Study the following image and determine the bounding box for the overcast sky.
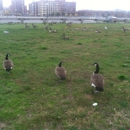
[3,0,130,11]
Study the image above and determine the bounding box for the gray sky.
[3,0,130,11]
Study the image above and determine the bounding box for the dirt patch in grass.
[0,122,7,129]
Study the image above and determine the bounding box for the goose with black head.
[3,53,13,73]
[55,62,66,81]
[90,63,104,93]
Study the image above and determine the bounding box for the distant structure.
[10,0,25,15]
[29,1,39,16]
[29,0,76,16]
[0,0,3,15]
[77,10,130,18]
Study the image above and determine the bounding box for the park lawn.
[0,22,130,130]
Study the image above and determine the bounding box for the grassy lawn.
[0,22,130,130]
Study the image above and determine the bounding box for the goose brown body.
[3,53,13,72]
[32,23,37,28]
[90,63,104,93]
[49,27,56,33]
[55,62,66,80]
[63,33,69,40]
[25,23,30,28]
[90,73,104,91]
[122,27,129,32]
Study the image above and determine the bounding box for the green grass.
[0,22,130,129]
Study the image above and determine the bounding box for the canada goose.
[90,63,104,93]
[4,31,9,34]
[32,23,37,28]
[105,26,108,29]
[3,53,13,73]
[122,27,129,32]
[55,62,66,81]
[48,22,53,25]
[95,30,101,33]
[49,27,56,33]
[44,25,49,30]
[43,21,47,25]
[25,23,30,29]
[63,33,69,40]
[83,27,86,30]
[8,22,13,25]
[67,23,71,27]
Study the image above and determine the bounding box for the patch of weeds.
[118,101,128,108]
[93,40,97,43]
[49,56,57,60]
[49,57,54,59]
[60,50,72,54]
[100,39,105,43]
[62,99,71,105]
[26,41,35,45]
[114,43,121,47]
[31,55,37,59]
[24,85,31,91]
[118,75,127,81]
[121,64,128,67]
[76,42,82,45]
[40,36,45,38]
[4,89,13,94]
[67,126,78,130]
[14,88,25,94]
[101,43,108,47]
[40,46,48,50]
[119,128,126,130]
[77,34,83,36]
[125,56,130,60]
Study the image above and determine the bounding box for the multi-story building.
[54,0,65,2]
[29,0,76,16]
[29,1,39,16]
[0,0,3,10]
[24,5,27,15]
[11,0,25,15]
[64,2,76,15]
[0,0,3,15]
[41,0,61,16]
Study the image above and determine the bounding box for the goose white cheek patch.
[91,83,96,88]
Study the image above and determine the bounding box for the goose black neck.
[94,64,99,74]
[59,62,62,67]
[5,54,9,60]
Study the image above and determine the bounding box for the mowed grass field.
[0,22,130,130]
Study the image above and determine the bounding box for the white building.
[30,0,76,16]
[0,0,3,15]
[39,0,60,16]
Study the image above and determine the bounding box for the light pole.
[46,3,49,19]
[15,9,17,18]
[32,0,34,16]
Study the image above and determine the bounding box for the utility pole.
[46,2,49,19]
[32,0,34,16]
